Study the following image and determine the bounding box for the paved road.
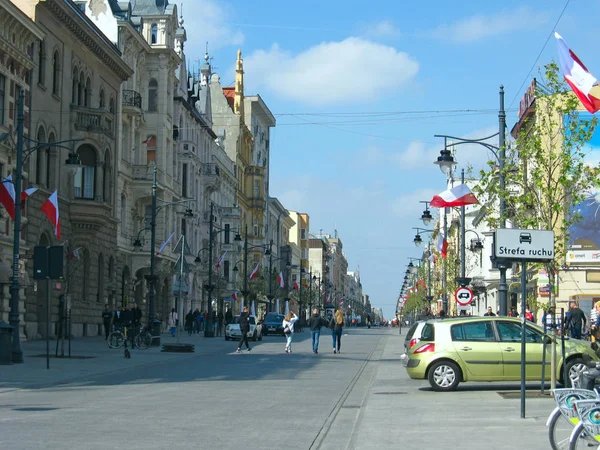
[0,328,558,449]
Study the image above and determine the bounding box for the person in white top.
[168,308,178,337]
[282,311,299,353]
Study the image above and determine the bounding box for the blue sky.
[178,0,600,319]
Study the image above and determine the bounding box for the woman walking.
[282,311,299,353]
[168,308,178,337]
[329,309,344,354]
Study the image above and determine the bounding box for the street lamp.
[1,89,82,363]
[238,224,271,316]
[432,86,507,315]
[420,201,433,226]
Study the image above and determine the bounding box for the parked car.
[405,316,598,391]
[401,321,426,364]
[262,313,285,336]
[225,315,262,341]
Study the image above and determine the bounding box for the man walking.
[308,308,328,354]
[484,306,496,317]
[131,303,142,327]
[102,304,112,339]
[564,301,587,339]
[236,306,251,353]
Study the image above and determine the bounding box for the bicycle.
[107,323,152,350]
[107,324,126,349]
[568,398,600,449]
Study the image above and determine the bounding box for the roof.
[222,87,235,111]
[131,0,170,15]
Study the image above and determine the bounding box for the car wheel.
[428,360,461,392]
[565,357,587,387]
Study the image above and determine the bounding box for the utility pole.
[205,202,214,337]
[498,86,508,317]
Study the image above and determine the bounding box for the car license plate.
[269,327,276,331]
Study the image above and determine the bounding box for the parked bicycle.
[568,398,600,449]
[107,323,153,350]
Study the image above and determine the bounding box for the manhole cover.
[30,355,96,359]
[13,407,59,412]
[497,391,551,399]
[374,392,407,395]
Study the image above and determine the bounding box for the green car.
[405,316,598,391]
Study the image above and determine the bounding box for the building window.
[145,135,156,163]
[224,260,230,281]
[78,71,84,105]
[0,74,4,124]
[253,218,259,237]
[148,79,157,112]
[38,41,46,85]
[97,253,104,303]
[120,193,126,235]
[74,145,96,199]
[71,67,78,103]
[182,163,188,197]
[52,50,60,95]
[84,77,91,107]
[254,180,259,198]
[99,88,105,108]
[103,151,111,203]
[151,24,158,45]
[109,96,115,114]
[36,127,46,186]
[47,133,56,189]
[224,224,230,244]
[181,218,186,236]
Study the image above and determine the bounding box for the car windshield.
[265,314,284,322]
[232,316,256,325]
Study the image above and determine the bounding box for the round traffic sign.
[455,287,474,306]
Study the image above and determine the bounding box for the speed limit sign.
[455,287,474,306]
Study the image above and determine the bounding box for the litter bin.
[151,319,162,346]
[0,321,13,365]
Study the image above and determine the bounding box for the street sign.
[455,286,473,306]
[494,229,555,262]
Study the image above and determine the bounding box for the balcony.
[70,105,114,139]
[249,196,265,210]
[122,89,142,113]
[201,163,220,193]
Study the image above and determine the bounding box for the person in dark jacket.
[564,301,587,339]
[113,306,123,328]
[131,303,143,327]
[185,310,194,335]
[308,308,328,354]
[102,304,112,339]
[236,306,251,353]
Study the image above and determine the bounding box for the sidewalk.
[0,330,228,393]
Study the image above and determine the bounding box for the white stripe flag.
[216,251,227,269]
[430,184,478,208]
[249,263,260,280]
[157,231,175,254]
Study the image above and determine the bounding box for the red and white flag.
[40,190,60,239]
[216,251,227,269]
[157,231,175,255]
[249,263,260,280]
[436,233,448,259]
[0,174,15,220]
[555,32,600,114]
[232,292,238,302]
[428,252,436,265]
[20,187,37,201]
[293,280,299,291]
[142,136,152,144]
[430,184,478,208]
[277,271,284,288]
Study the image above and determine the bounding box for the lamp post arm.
[21,138,84,162]
[155,199,195,216]
[434,133,500,161]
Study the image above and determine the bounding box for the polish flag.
[20,187,38,201]
[277,271,284,288]
[293,280,299,291]
[216,251,227,269]
[249,263,259,280]
[142,136,152,144]
[428,252,436,265]
[555,32,600,114]
[436,233,448,259]
[232,292,238,302]
[40,190,60,239]
[0,174,15,220]
[430,184,478,208]
[157,231,175,254]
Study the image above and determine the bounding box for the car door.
[450,321,504,380]
[496,320,546,380]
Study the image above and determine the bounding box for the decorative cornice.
[42,0,133,81]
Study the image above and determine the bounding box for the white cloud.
[361,20,400,39]
[244,38,419,105]
[176,0,244,51]
[428,7,548,43]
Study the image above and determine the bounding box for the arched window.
[120,193,126,235]
[108,256,115,289]
[74,144,97,199]
[38,41,46,85]
[99,88,105,109]
[109,96,115,114]
[71,67,78,103]
[103,150,111,203]
[151,24,158,45]
[147,79,157,112]
[78,71,84,105]
[84,77,91,107]
[52,50,60,95]
[97,253,104,303]
[253,218,259,237]
[36,127,46,186]
[47,133,56,190]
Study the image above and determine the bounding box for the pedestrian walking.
[484,306,496,316]
[192,308,200,333]
[102,304,112,339]
[308,308,328,353]
[282,311,299,353]
[236,306,252,353]
[185,310,194,336]
[329,309,344,354]
[564,300,587,339]
[168,308,178,337]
